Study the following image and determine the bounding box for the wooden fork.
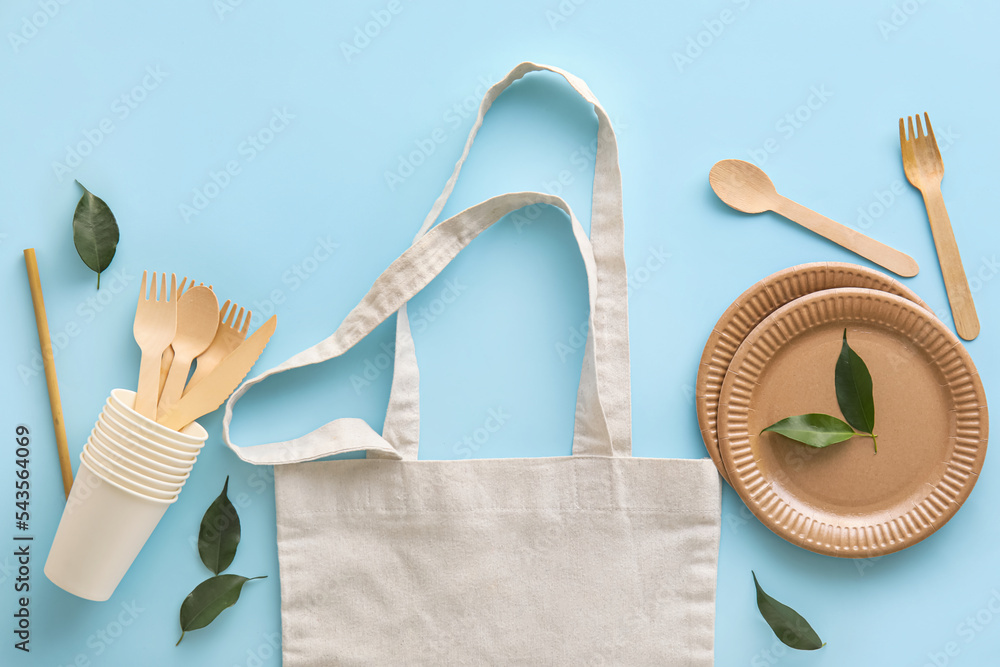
[184,300,252,393]
[133,271,177,419]
[900,113,979,340]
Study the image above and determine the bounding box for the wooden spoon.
[157,286,219,419]
[710,159,919,278]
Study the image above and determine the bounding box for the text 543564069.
[13,424,32,653]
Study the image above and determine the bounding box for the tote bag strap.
[383,62,631,460]
[223,191,617,465]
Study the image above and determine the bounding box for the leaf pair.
[753,572,824,650]
[177,477,265,645]
[761,330,878,452]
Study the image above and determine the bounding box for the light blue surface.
[2,1,998,664]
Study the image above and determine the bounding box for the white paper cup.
[106,388,207,447]
[81,449,179,500]
[87,433,190,484]
[45,462,174,601]
[96,413,197,471]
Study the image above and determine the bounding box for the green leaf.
[753,571,824,651]
[198,476,241,575]
[835,329,876,436]
[176,574,265,645]
[72,181,119,289]
[760,413,857,448]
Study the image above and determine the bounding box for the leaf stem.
[869,433,878,453]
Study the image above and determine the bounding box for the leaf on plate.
[176,574,265,645]
[198,476,241,575]
[72,181,119,289]
[753,571,825,651]
[760,413,856,448]
[834,329,878,451]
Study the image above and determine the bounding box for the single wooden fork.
[133,271,177,418]
[900,113,979,340]
[184,300,252,393]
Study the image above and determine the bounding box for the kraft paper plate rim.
[717,287,987,558]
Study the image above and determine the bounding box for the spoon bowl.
[709,159,778,214]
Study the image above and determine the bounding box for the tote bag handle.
[383,63,631,460]
[223,64,631,464]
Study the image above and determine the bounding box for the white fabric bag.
[224,62,721,666]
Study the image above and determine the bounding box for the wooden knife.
[158,315,276,431]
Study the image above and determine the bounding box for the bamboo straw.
[23,249,73,498]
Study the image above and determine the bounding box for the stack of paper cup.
[44,389,208,601]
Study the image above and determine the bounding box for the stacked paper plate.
[44,389,208,601]
[696,262,988,558]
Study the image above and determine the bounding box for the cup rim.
[97,414,198,467]
[88,431,191,481]
[108,388,207,445]
[104,401,206,450]
[81,449,181,498]
[78,457,177,505]
[84,445,183,492]
[91,429,193,475]
[101,407,204,455]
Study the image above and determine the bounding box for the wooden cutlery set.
[133,271,277,430]
[711,113,978,341]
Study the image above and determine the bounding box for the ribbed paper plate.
[696,262,929,484]
[718,288,986,557]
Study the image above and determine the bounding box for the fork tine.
[915,114,924,138]
[221,300,234,325]
[899,118,906,145]
[240,310,251,335]
[907,116,915,141]
[159,272,166,301]
[139,270,148,302]
[235,307,246,330]
[924,112,936,143]
[169,273,177,301]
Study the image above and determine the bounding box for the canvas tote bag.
[224,62,721,666]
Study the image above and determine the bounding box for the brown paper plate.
[696,262,929,484]
[718,287,987,558]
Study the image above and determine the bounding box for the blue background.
[2,1,998,665]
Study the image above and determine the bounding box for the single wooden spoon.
[710,159,919,278]
[157,285,219,420]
